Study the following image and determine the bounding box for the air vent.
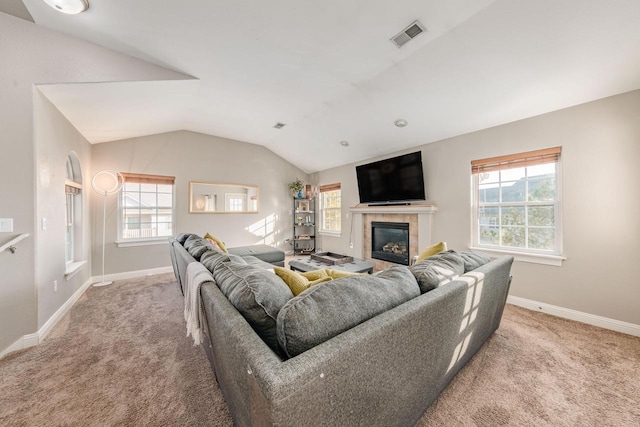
[273,122,286,129]
[390,20,426,48]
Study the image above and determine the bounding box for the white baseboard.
[91,265,173,283]
[1,266,175,360]
[507,296,640,337]
[0,333,39,360]
[0,277,92,360]
[39,277,93,342]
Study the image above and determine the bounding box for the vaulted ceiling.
[7,0,640,172]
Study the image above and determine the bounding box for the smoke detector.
[390,20,427,48]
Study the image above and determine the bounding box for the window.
[225,193,246,211]
[65,153,85,277]
[319,183,341,234]
[471,147,562,260]
[118,173,175,243]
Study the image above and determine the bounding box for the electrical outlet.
[53,280,57,292]
[349,242,354,248]
[42,217,47,231]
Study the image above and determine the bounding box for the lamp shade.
[91,170,123,196]
[43,0,89,15]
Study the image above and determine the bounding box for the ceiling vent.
[390,20,427,48]
[273,122,286,129]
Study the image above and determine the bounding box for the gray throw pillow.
[459,250,491,272]
[409,250,465,293]
[276,266,420,358]
[213,262,293,354]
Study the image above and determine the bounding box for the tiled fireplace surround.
[349,204,438,271]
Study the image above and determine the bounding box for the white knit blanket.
[184,262,212,345]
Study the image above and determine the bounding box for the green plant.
[288,178,304,193]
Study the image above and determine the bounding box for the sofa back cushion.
[459,250,491,272]
[213,262,293,354]
[200,249,247,274]
[184,236,215,261]
[409,250,465,293]
[176,233,197,245]
[276,266,420,358]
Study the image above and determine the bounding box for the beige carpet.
[1,274,638,426]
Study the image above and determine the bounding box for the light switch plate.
[0,218,13,232]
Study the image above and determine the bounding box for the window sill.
[115,238,169,248]
[468,247,566,267]
[65,260,87,280]
[318,231,342,238]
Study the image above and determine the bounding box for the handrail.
[0,233,30,254]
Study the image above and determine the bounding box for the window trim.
[470,147,564,264]
[319,184,342,235]
[117,172,176,244]
[64,153,84,268]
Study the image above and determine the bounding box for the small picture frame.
[298,201,310,212]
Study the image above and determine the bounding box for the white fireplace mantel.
[349,204,437,215]
[348,203,437,260]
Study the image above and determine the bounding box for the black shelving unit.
[293,197,315,255]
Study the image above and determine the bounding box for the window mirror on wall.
[189,181,259,213]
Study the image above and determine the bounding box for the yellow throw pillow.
[301,269,330,281]
[325,269,365,280]
[274,267,331,296]
[416,241,447,263]
[204,232,228,253]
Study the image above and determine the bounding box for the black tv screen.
[356,151,426,204]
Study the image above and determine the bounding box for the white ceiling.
[16,0,640,173]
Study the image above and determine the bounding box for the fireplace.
[371,221,410,265]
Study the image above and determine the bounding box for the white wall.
[34,91,93,329]
[90,131,308,275]
[0,11,190,353]
[313,90,640,326]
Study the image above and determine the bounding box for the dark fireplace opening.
[371,221,410,265]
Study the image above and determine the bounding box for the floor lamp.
[91,170,123,287]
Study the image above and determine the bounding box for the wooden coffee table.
[289,256,374,274]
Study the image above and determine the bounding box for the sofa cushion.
[228,244,285,265]
[416,241,447,263]
[200,249,246,274]
[276,266,420,358]
[185,237,215,261]
[324,269,365,280]
[242,255,278,270]
[213,262,293,353]
[204,232,228,253]
[273,267,331,296]
[459,250,491,272]
[175,233,196,245]
[409,250,465,293]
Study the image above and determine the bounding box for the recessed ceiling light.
[394,119,408,128]
[273,122,286,129]
[340,141,349,147]
[43,0,89,15]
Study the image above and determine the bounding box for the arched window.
[65,153,83,273]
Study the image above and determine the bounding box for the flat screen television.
[356,151,426,205]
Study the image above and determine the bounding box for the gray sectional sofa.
[170,233,514,426]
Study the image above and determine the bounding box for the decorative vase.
[297,189,303,199]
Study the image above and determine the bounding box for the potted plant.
[288,178,305,198]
